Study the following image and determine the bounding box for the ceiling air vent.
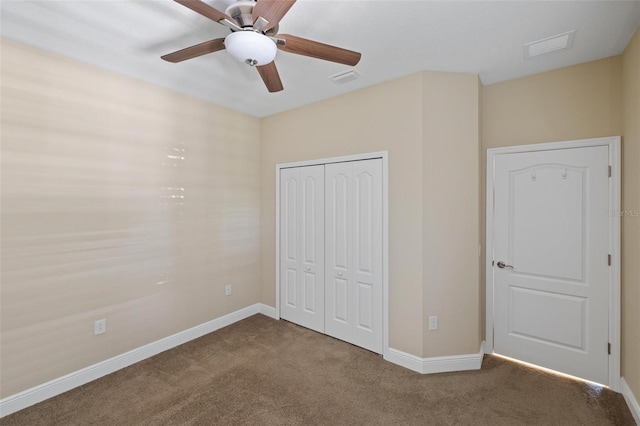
[329,70,360,84]
[524,30,576,60]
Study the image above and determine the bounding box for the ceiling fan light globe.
[224,31,276,66]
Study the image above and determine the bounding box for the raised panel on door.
[281,170,298,313]
[493,146,609,385]
[301,170,324,321]
[279,165,324,333]
[325,159,383,354]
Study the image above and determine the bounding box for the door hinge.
[492,260,495,266]
[608,342,611,355]
[608,254,612,266]
[608,165,612,177]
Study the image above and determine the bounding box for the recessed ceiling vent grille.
[524,30,576,60]
[329,70,360,84]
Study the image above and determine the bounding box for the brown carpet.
[1,314,635,425]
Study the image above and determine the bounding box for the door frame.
[485,136,621,391]
[275,151,389,356]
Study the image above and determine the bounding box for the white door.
[279,165,325,333]
[492,146,610,384]
[325,159,383,353]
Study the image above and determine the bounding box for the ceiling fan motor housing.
[225,1,258,28]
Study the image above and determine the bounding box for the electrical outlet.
[94,319,106,335]
[428,316,438,331]
[225,284,232,296]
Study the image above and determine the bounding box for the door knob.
[337,272,342,276]
[497,261,513,269]
[305,266,310,271]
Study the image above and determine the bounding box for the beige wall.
[622,29,640,401]
[260,71,481,357]
[0,39,261,397]
[422,72,480,357]
[482,56,622,148]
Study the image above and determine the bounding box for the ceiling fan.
[162,0,362,93]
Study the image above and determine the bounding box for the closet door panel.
[325,162,353,339]
[352,159,383,352]
[325,159,382,353]
[279,165,324,332]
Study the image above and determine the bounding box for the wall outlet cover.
[94,319,106,335]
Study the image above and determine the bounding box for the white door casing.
[325,159,383,353]
[279,165,325,333]
[486,137,621,390]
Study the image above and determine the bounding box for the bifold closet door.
[279,166,325,333]
[325,159,383,353]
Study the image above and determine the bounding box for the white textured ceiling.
[2,0,639,117]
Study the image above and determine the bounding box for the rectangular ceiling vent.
[524,30,576,60]
[329,70,360,84]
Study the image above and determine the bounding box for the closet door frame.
[275,151,389,356]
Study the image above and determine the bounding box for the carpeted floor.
[1,314,635,425]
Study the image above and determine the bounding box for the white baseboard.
[0,303,264,418]
[385,342,485,374]
[621,377,640,425]
[258,303,278,319]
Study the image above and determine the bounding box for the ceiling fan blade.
[161,38,225,63]
[174,0,235,24]
[252,0,296,31]
[277,34,361,66]
[256,61,284,93]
